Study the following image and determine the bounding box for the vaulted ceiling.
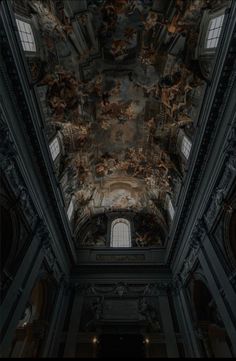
[24,0,211,244]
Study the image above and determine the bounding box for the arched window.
[206,14,225,49]
[67,199,74,221]
[16,19,36,52]
[168,198,175,220]
[49,137,60,161]
[111,218,131,248]
[181,136,192,159]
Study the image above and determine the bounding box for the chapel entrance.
[97,334,145,358]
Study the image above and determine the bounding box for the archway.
[9,276,57,358]
[192,279,233,357]
[97,334,145,358]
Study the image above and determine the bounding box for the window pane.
[111,218,131,248]
[181,136,192,159]
[209,19,214,30]
[168,199,175,220]
[67,200,74,220]
[206,15,224,49]
[49,137,60,161]
[16,19,36,52]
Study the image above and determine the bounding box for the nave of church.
[0,0,236,358]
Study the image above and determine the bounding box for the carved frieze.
[96,254,145,262]
[75,281,172,297]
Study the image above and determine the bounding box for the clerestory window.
[16,19,36,52]
[111,218,131,248]
[206,15,225,49]
[49,137,60,161]
[181,136,192,159]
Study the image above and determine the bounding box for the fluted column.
[177,283,202,357]
[158,290,179,358]
[63,288,84,357]
[172,290,196,358]
[42,279,66,357]
[198,247,236,355]
[51,285,72,357]
[203,232,236,320]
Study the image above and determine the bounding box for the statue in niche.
[135,232,149,247]
[134,213,165,247]
[83,229,106,247]
[29,1,69,41]
[138,297,161,332]
[81,214,107,247]
[85,296,104,331]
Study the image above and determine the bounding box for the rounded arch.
[189,276,232,357]
[110,218,131,248]
[193,279,213,323]
[13,274,58,358]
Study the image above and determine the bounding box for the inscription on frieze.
[96,254,145,262]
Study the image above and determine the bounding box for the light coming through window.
[168,198,175,220]
[111,218,131,248]
[181,136,192,159]
[67,200,74,221]
[49,138,60,161]
[16,19,36,52]
[206,15,224,49]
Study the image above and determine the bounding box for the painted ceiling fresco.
[24,0,216,246]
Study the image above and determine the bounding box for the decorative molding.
[0,109,64,282]
[75,281,172,297]
[0,108,38,229]
[180,225,204,282]
[204,145,236,229]
[168,11,236,266]
[96,254,145,262]
[0,3,75,266]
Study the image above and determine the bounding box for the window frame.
[110,218,131,248]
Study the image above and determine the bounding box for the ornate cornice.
[0,106,64,282]
[0,1,75,265]
[168,14,236,266]
[73,281,173,297]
